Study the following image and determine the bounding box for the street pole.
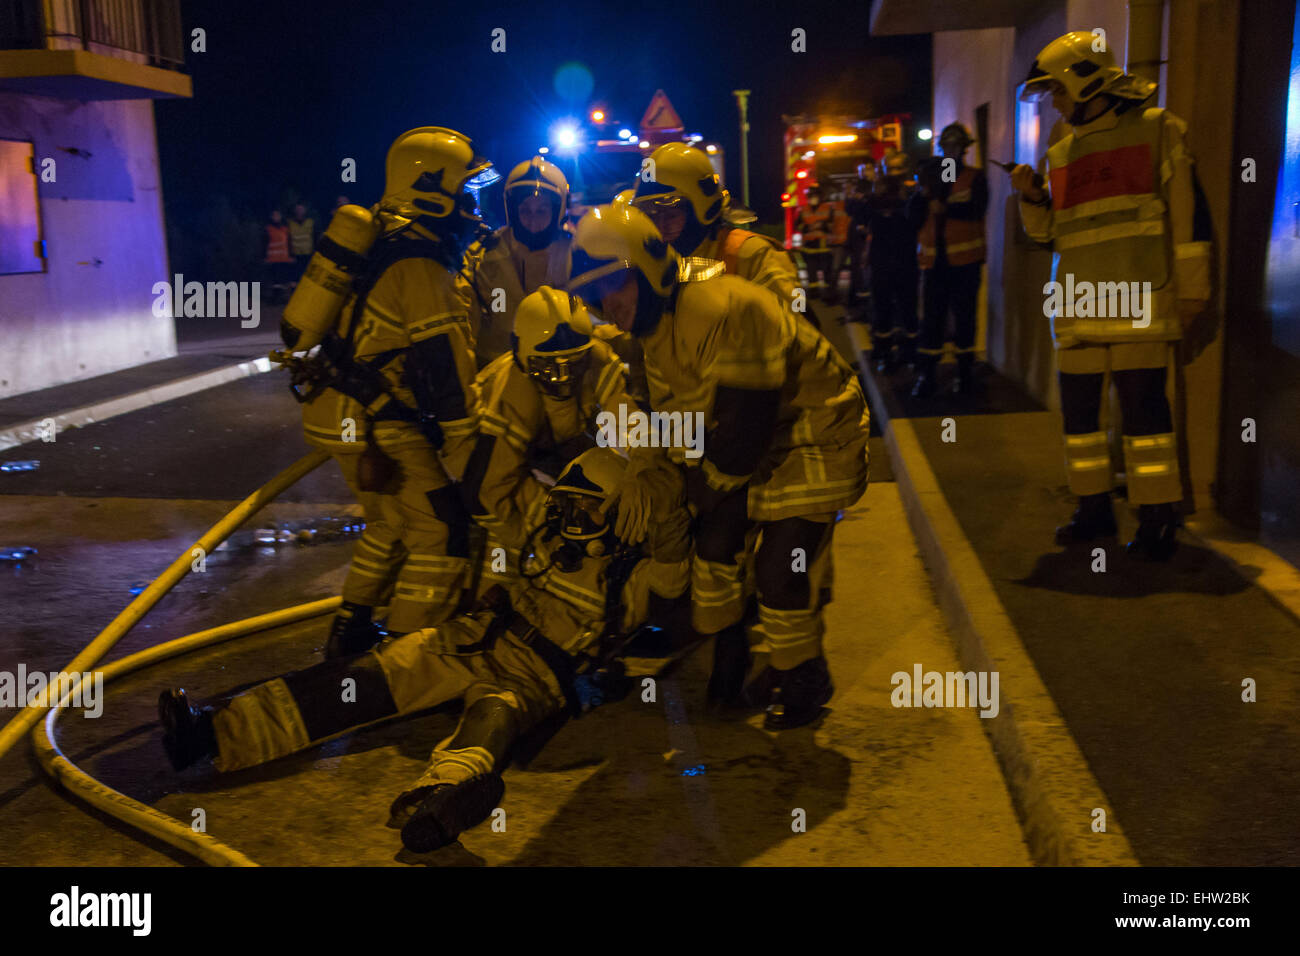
[732,89,751,208]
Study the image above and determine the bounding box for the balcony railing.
[0,0,185,71]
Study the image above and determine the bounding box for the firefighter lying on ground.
[460,287,660,597]
[456,157,573,370]
[569,203,870,730]
[158,447,690,853]
[276,127,494,656]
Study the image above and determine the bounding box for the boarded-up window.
[0,139,44,275]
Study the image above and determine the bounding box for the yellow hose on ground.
[0,448,337,865]
[0,448,329,761]
[33,597,340,867]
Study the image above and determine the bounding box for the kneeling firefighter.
[456,156,572,369]
[158,447,690,853]
[460,286,658,596]
[570,204,870,730]
[277,127,496,652]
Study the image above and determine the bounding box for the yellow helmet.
[612,188,635,207]
[633,143,724,230]
[382,127,495,221]
[511,286,595,398]
[1019,31,1156,105]
[550,447,629,544]
[570,204,677,298]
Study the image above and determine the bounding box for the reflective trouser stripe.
[1064,430,1113,497]
[211,677,312,772]
[690,555,747,635]
[756,605,826,671]
[408,744,496,791]
[1122,432,1181,505]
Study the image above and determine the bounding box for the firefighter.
[632,142,800,305]
[284,127,492,652]
[569,204,870,730]
[158,447,691,852]
[1011,32,1211,559]
[794,183,836,301]
[844,163,876,316]
[865,151,921,372]
[457,156,572,369]
[909,122,988,397]
[461,286,654,595]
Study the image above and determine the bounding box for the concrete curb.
[848,322,1138,866]
[0,355,275,452]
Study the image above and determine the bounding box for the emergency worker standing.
[1011,32,1211,559]
[909,123,988,397]
[794,184,835,301]
[281,127,492,652]
[457,157,572,369]
[865,152,920,373]
[569,205,870,730]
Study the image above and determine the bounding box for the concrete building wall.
[0,93,176,399]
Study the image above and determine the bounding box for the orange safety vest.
[829,200,850,245]
[265,223,292,263]
[917,166,986,268]
[797,205,832,252]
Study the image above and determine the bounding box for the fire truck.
[781,113,909,248]
[545,90,725,221]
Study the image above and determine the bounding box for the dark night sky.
[156,0,930,232]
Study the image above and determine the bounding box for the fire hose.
[0,449,337,866]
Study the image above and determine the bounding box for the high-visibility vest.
[797,205,832,251]
[265,223,292,263]
[829,200,850,245]
[1043,106,1176,341]
[288,218,315,256]
[917,166,986,268]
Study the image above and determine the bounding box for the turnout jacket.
[1019,104,1211,346]
[642,274,869,521]
[301,237,478,474]
[512,473,691,654]
[463,340,636,553]
[456,227,573,369]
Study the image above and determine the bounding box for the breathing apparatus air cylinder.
[282,204,382,350]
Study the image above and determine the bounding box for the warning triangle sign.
[639,90,684,131]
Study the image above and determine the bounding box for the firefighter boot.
[400,772,506,852]
[764,655,833,730]
[1054,492,1118,544]
[872,334,897,374]
[325,601,385,659]
[911,355,938,398]
[158,689,216,771]
[953,353,975,395]
[706,624,753,714]
[1127,503,1181,561]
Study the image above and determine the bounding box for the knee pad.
[694,494,749,564]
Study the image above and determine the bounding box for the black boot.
[911,357,938,398]
[872,335,896,374]
[1055,492,1118,544]
[706,624,752,713]
[325,601,385,659]
[952,353,975,395]
[158,689,216,771]
[400,772,505,852]
[764,656,833,730]
[1127,503,1181,561]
